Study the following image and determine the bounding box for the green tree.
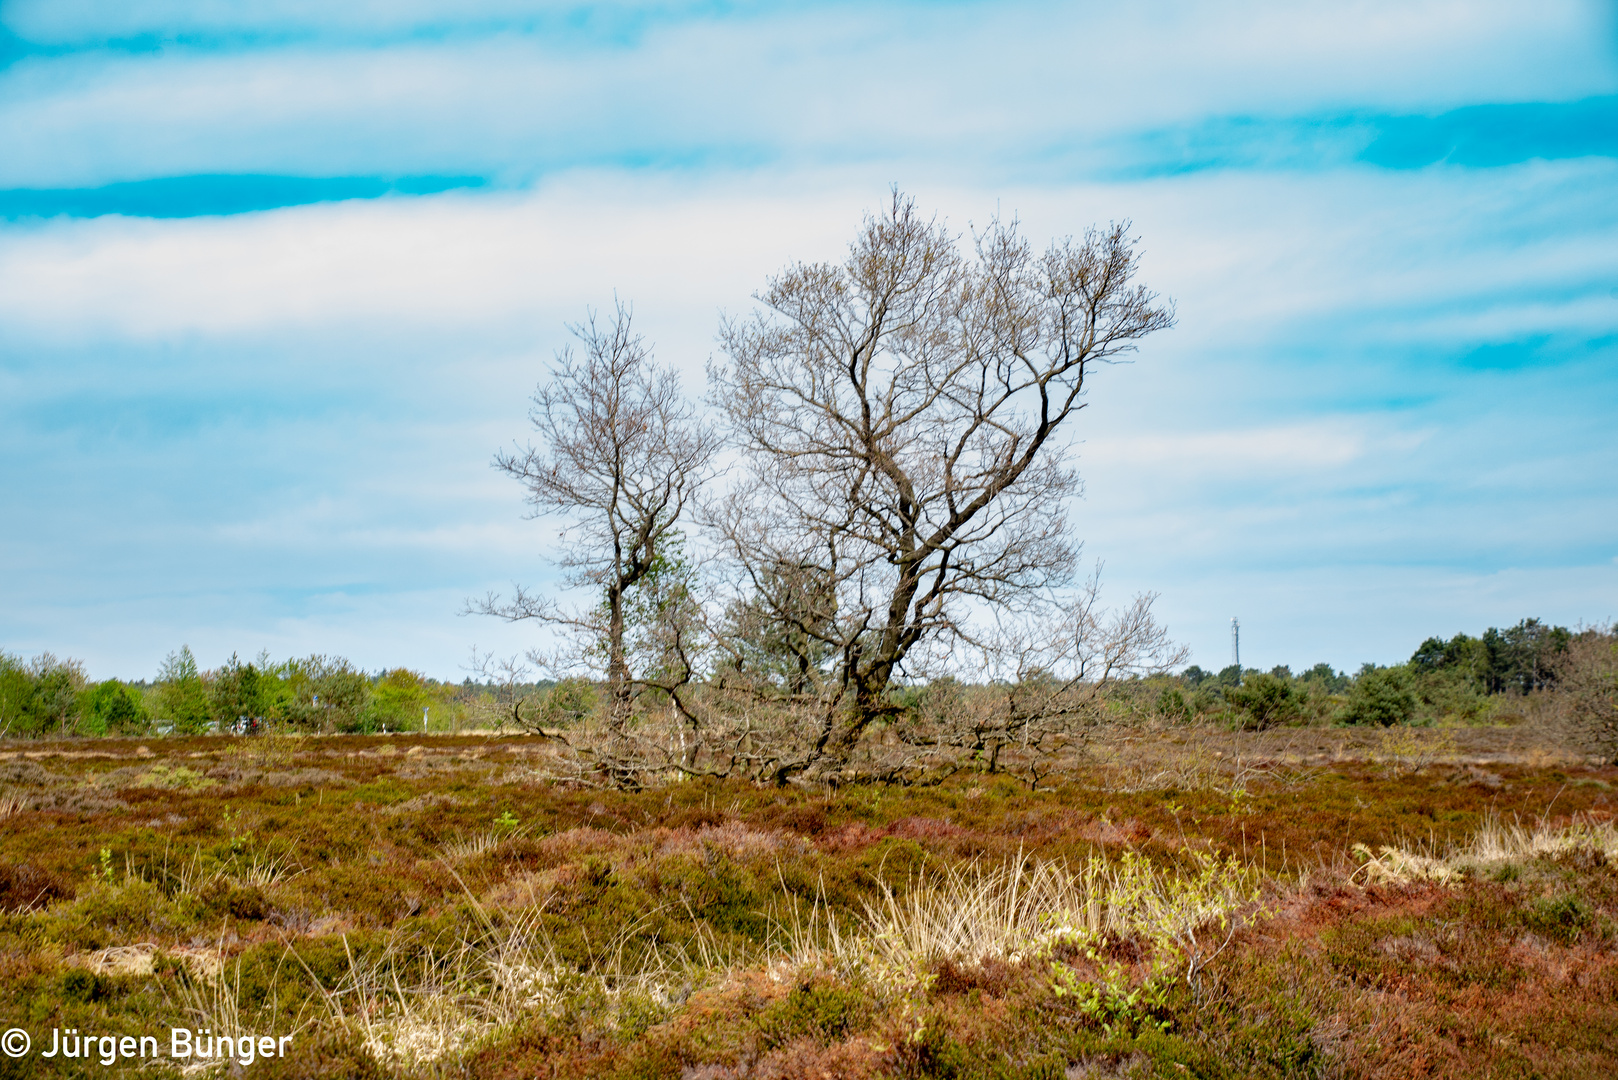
[209,653,279,730]
[1411,621,1570,696]
[367,668,433,732]
[80,680,149,736]
[156,646,213,734]
[0,653,34,736]
[0,653,87,737]
[720,559,838,697]
[1225,673,1303,730]
[1179,665,1213,688]
[1342,664,1417,727]
[1155,685,1193,722]
[278,654,370,732]
[1482,619,1570,694]
[538,677,599,727]
[1298,663,1349,694]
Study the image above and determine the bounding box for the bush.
[1155,686,1193,723]
[1224,674,1303,730]
[1341,665,1417,726]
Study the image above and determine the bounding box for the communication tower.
[1231,617,1241,673]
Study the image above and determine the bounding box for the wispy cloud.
[0,173,486,218]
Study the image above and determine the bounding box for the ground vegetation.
[0,725,1612,1078]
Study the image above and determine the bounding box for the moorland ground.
[0,724,1614,1079]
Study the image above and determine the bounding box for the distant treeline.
[0,647,560,738]
[1167,618,1595,730]
[1,617,1611,744]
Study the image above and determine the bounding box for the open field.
[0,726,1614,1078]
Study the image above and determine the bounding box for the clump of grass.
[1351,842,1458,885]
[1354,812,1618,885]
[438,831,509,862]
[136,763,216,790]
[299,883,720,1073]
[1461,811,1617,867]
[0,790,26,818]
[236,848,305,890]
[167,943,309,1074]
[776,849,1263,1002]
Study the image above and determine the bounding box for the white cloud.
[1083,420,1379,473]
[0,175,863,349]
[1,1,1612,188]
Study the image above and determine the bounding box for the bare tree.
[1556,624,1618,763]
[462,646,537,734]
[470,303,719,724]
[709,192,1174,781]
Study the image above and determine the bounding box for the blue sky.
[1,0,1615,680]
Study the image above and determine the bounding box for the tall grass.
[777,849,1263,996]
[1354,812,1618,884]
[299,883,723,1073]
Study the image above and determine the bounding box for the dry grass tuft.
[80,942,158,976]
[777,849,1263,997]
[1354,812,1618,884]
[438,829,515,861]
[1461,811,1618,865]
[301,884,720,1073]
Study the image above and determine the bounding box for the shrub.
[1154,686,1193,723]
[1341,665,1417,726]
[1224,674,1303,730]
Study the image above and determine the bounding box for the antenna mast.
[1231,617,1241,673]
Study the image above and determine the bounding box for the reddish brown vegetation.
[0,726,1611,1077]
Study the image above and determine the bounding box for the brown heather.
[0,724,1612,1078]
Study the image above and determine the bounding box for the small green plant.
[494,809,520,830]
[1525,895,1593,944]
[222,806,253,855]
[1050,935,1176,1037]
